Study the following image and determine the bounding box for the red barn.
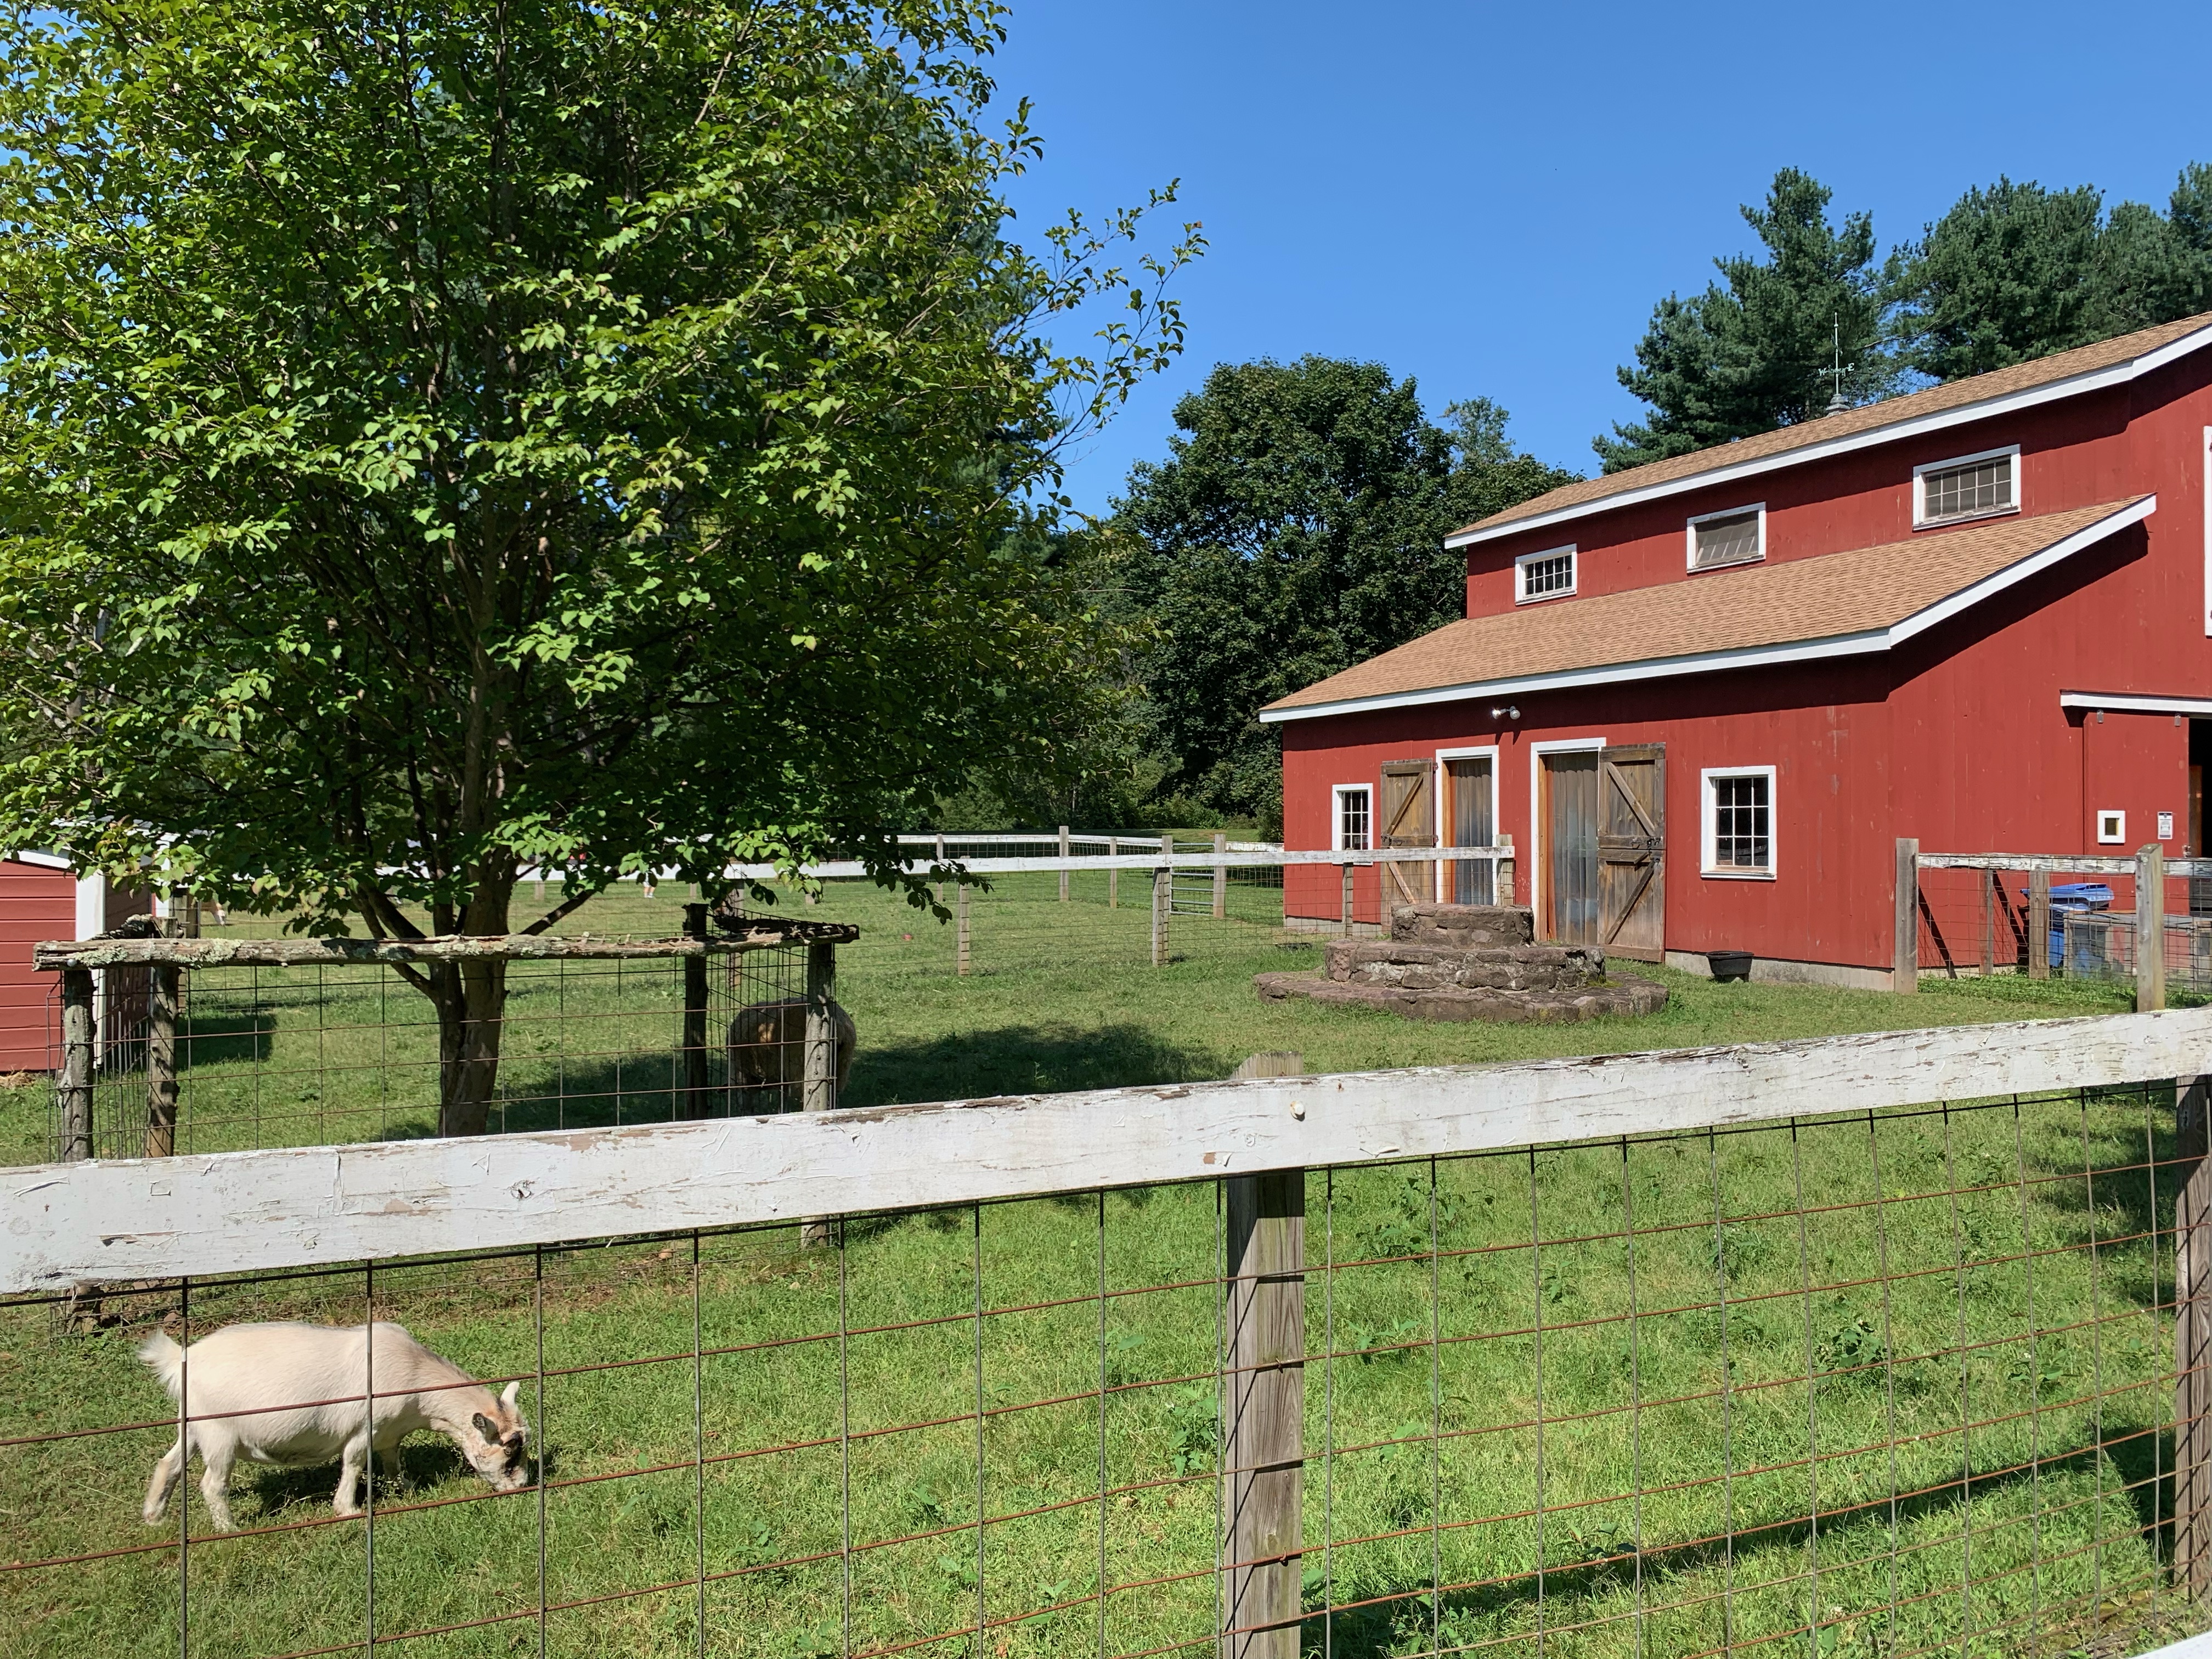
[1265,313,2212,989]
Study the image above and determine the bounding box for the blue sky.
[988,1,2212,517]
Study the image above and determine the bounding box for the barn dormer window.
[1687,505,1764,571]
[1515,545,1576,603]
[1915,445,2018,527]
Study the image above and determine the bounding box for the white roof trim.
[1445,324,2212,550]
[6,849,70,871]
[2059,690,2212,716]
[1263,496,2155,725]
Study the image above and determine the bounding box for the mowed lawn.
[0,876,2195,1657]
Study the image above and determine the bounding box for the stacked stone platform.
[1254,903,1666,1024]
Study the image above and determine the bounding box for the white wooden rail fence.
[16,1008,2210,1654]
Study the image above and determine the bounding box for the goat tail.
[137,1331,185,1400]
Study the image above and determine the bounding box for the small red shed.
[1265,313,2212,988]
[0,860,155,1074]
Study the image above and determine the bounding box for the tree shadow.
[464,1022,1221,1139]
[1308,1437,2166,1658]
[174,1012,275,1069]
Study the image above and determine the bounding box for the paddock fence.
[32,916,854,1166]
[715,834,1516,977]
[1904,842,2212,1006]
[7,1011,2212,1658]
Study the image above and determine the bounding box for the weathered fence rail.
[13,1007,2206,1289]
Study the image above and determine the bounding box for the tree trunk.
[431,954,511,1138]
[386,872,518,1141]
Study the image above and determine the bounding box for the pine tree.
[1595,170,1888,473]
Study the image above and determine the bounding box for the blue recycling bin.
[2020,882,2112,971]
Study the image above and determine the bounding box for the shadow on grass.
[229,1437,555,1527]
[458,1023,1220,1137]
[175,1012,275,1069]
[1308,1434,2169,1657]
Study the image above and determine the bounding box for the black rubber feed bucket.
[1707,950,1754,983]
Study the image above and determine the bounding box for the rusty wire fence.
[5,1013,2212,1659]
[1910,849,2212,999]
[25,926,838,1166]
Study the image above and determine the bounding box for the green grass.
[1,878,2196,1656]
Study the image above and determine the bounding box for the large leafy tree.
[1114,359,1575,831]
[1595,169,1890,472]
[1888,168,2212,379]
[0,0,1195,1132]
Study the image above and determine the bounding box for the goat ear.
[472,1412,498,1440]
[499,1380,521,1411]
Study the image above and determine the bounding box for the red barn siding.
[0,861,72,1072]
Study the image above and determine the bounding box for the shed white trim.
[2059,691,2212,717]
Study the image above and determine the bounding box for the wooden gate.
[1379,760,1434,910]
[1598,744,1666,962]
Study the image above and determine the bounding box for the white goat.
[139,1321,531,1532]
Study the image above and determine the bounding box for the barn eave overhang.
[1443,323,2212,551]
[1260,493,2157,726]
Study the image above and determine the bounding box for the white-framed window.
[1333,784,1372,851]
[1914,444,2018,527]
[1686,504,1765,571]
[1701,766,1776,878]
[1515,544,1577,603]
[2096,809,2126,846]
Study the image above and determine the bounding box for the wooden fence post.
[1340,864,1354,936]
[1894,838,1919,994]
[2141,843,2168,1012]
[145,963,180,1158]
[935,834,947,912]
[2029,869,2051,980]
[1059,825,1071,903]
[680,904,712,1119]
[1214,832,1228,920]
[799,940,839,1248]
[1498,833,1515,907]
[1222,1167,1305,1658]
[1153,835,1172,966]
[2177,1074,2212,1595]
[59,968,95,1161]
[1109,837,1119,910]
[956,881,971,977]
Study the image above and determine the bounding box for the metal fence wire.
[4,1071,2206,1659]
[1914,864,2212,995]
[36,935,828,1164]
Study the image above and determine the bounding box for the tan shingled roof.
[1265,499,2151,718]
[1456,314,2212,540]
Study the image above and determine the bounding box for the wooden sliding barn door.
[1597,744,1666,962]
[1379,760,1435,910]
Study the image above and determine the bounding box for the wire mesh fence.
[29,929,835,1166]
[1912,854,2212,995]
[4,1019,2209,1659]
